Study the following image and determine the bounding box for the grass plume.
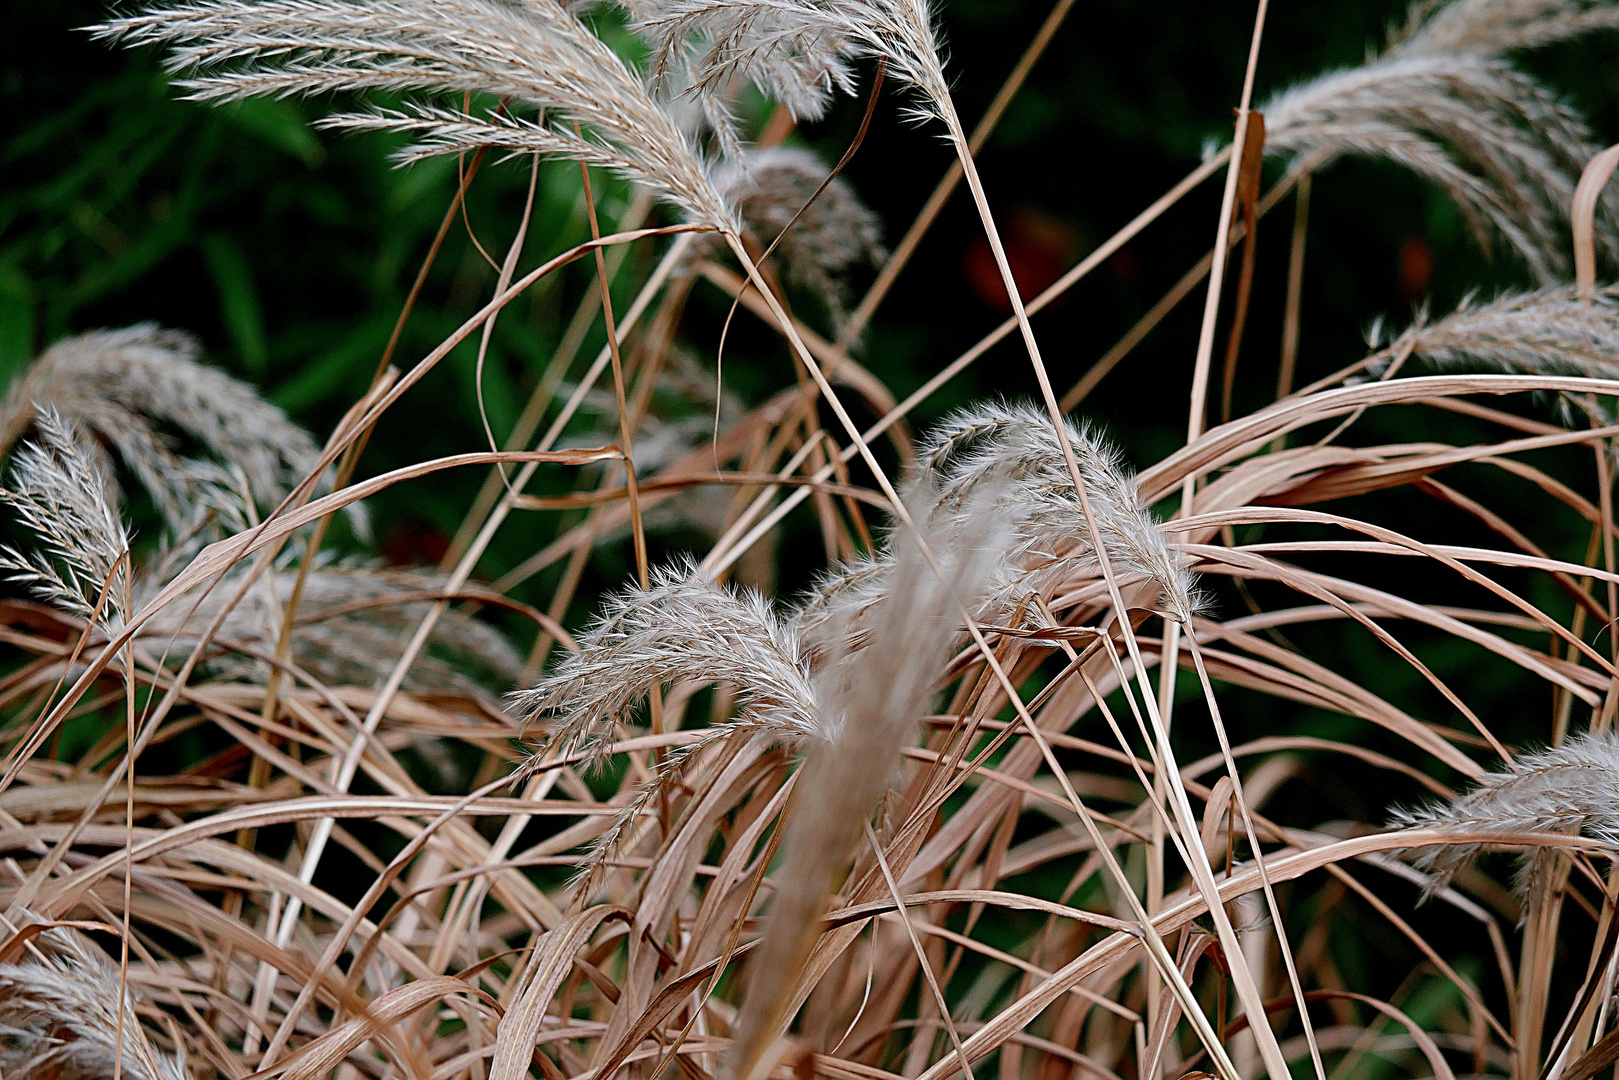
[1263,50,1611,281]
[0,407,131,630]
[1392,0,1619,55]
[1385,283,1619,379]
[1391,729,1619,894]
[794,402,1198,659]
[1,325,327,524]
[144,563,526,695]
[513,559,827,765]
[711,146,886,333]
[0,920,187,1080]
[728,485,1003,1080]
[93,0,738,229]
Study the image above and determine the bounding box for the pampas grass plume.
[512,559,828,765]
[2,325,327,523]
[0,920,187,1080]
[0,407,132,630]
[94,0,738,231]
[1392,728,1619,895]
[728,484,1003,1080]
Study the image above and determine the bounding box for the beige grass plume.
[1391,0,1619,55]
[512,560,828,887]
[1,325,327,524]
[143,562,526,696]
[794,401,1198,659]
[625,0,953,128]
[93,0,737,231]
[0,920,187,1080]
[728,485,1002,1080]
[619,0,860,126]
[0,407,132,631]
[513,559,827,765]
[1384,282,1619,378]
[1263,49,1611,282]
[709,146,886,333]
[1390,728,1619,895]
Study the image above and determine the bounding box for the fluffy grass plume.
[711,146,886,332]
[626,0,953,127]
[513,558,827,764]
[1391,729,1619,893]
[0,407,131,630]
[1,325,325,523]
[621,0,859,125]
[1392,0,1619,54]
[794,401,1197,658]
[0,920,187,1080]
[1263,51,1610,281]
[93,0,738,230]
[728,487,1003,1080]
[1387,283,1619,378]
[144,563,526,695]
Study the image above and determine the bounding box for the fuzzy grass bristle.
[1388,283,1619,379]
[1,325,328,525]
[93,0,738,230]
[711,146,886,333]
[513,559,827,765]
[1262,51,1612,281]
[0,920,187,1080]
[0,407,131,629]
[1392,0,1619,55]
[1391,729,1619,895]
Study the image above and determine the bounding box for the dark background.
[8,0,1619,1032]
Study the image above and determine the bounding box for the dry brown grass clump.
[11,0,1619,1078]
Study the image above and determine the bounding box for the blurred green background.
[9,0,1619,1023]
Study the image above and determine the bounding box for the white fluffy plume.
[794,402,1198,657]
[728,482,1003,1080]
[1263,50,1613,282]
[143,563,526,696]
[0,407,132,630]
[709,145,886,331]
[1389,283,1619,379]
[1391,0,1619,55]
[93,0,737,230]
[0,920,187,1080]
[1,325,327,524]
[623,0,953,127]
[1391,728,1619,895]
[512,559,827,765]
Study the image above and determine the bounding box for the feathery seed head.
[915,402,1200,621]
[729,482,1002,1079]
[142,563,525,695]
[1263,51,1612,282]
[708,146,886,332]
[614,0,953,130]
[795,402,1199,656]
[1388,282,1619,380]
[621,0,861,125]
[512,560,826,766]
[1391,728,1619,897]
[0,920,187,1080]
[93,0,739,231]
[0,407,132,630]
[1,325,331,527]
[1391,0,1619,56]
